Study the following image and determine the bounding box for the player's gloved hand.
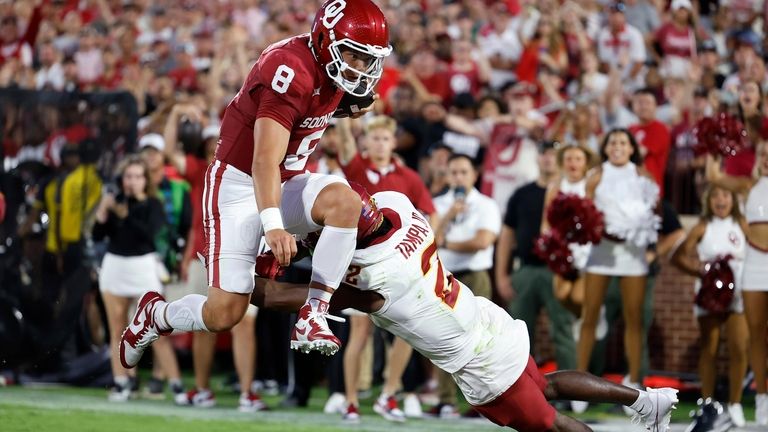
[255,251,285,280]
[333,80,379,119]
[265,228,297,267]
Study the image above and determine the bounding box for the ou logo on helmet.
[322,0,346,29]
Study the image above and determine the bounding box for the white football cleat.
[290,298,342,355]
[120,291,170,369]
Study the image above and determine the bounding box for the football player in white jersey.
[253,183,679,432]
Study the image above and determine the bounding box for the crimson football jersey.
[216,34,344,181]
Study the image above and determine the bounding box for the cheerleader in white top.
[672,185,749,427]
[706,141,768,425]
[578,129,660,395]
[541,144,595,317]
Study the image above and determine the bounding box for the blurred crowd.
[2,0,768,427]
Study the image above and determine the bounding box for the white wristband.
[260,207,284,232]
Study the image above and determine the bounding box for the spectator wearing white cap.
[653,0,698,79]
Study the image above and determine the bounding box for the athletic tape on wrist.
[260,207,284,232]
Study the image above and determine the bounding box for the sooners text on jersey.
[216,34,344,181]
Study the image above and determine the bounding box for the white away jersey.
[343,192,529,378]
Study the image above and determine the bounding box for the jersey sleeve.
[253,50,314,130]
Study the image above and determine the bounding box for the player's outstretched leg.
[544,370,679,432]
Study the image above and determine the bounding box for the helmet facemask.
[326,37,391,97]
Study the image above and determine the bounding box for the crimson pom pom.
[546,193,604,245]
[696,254,735,316]
[692,112,748,158]
[534,231,579,281]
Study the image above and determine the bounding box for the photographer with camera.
[18,142,102,297]
[93,155,180,402]
[431,153,501,416]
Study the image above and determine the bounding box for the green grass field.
[0,384,764,431]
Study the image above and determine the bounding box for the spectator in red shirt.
[653,0,698,79]
[629,88,671,195]
[446,38,490,101]
[167,44,198,93]
[403,47,451,105]
[336,115,436,220]
[0,3,43,67]
[0,191,5,224]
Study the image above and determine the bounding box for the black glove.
[333,91,375,118]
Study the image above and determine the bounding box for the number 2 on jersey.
[421,241,460,308]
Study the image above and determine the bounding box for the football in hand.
[333,91,375,118]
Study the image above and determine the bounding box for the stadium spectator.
[549,102,602,154]
[666,86,712,215]
[672,185,749,428]
[696,39,726,90]
[578,129,660,413]
[515,16,567,83]
[0,2,43,67]
[622,0,661,40]
[723,80,767,177]
[424,142,452,197]
[336,115,436,219]
[476,1,522,90]
[18,143,101,297]
[653,0,698,80]
[629,88,672,194]
[480,82,546,211]
[596,2,647,89]
[445,38,490,101]
[566,50,609,102]
[92,156,181,402]
[34,40,64,91]
[706,144,768,426]
[431,153,501,416]
[495,140,577,372]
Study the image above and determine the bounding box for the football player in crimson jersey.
[252,184,679,432]
[119,0,393,370]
